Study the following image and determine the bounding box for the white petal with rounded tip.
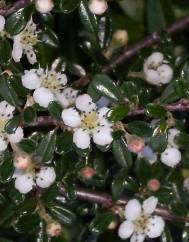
[76,94,96,112]
[12,35,23,63]
[118,221,134,239]
[0,101,15,119]
[97,107,112,126]
[0,15,5,31]
[143,196,158,214]
[25,47,37,65]
[96,96,109,108]
[15,173,34,194]
[144,69,160,85]
[146,216,165,238]
[0,137,7,152]
[22,71,41,90]
[158,64,173,84]
[168,128,180,148]
[161,147,181,167]
[130,233,145,242]
[61,108,81,128]
[36,167,56,188]
[93,127,113,146]
[56,88,78,108]
[73,129,90,149]
[56,93,69,108]
[124,199,141,221]
[35,0,54,13]
[33,87,54,108]
[8,127,24,144]
[88,0,108,15]
[141,146,157,164]
[145,52,164,67]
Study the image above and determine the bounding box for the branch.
[24,100,189,127]
[0,0,33,16]
[74,15,189,87]
[60,185,189,223]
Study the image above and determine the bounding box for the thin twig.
[60,185,189,223]
[74,15,189,86]
[0,0,33,16]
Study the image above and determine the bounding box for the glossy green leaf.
[19,138,37,154]
[56,132,73,155]
[5,115,20,134]
[149,133,167,152]
[23,107,37,124]
[107,106,130,122]
[0,38,12,65]
[54,0,81,13]
[146,103,166,118]
[135,158,152,183]
[48,101,62,120]
[127,121,153,137]
[0,159,14,183]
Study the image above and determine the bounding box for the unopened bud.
[3,69,13,76]
[127,136,145,153]
[108,220,118,230]
[47,221,62,237]
[35,0,54,14]
[88,0,108,15]
[14,153,31,171]
[112,30,128,47]
[147,179,160,192]
[80,167,96,179]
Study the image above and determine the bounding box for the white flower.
[14,166,56,194]
[56,87,78,108]
[61,94,113,149]
[0,15,5,32]
[118,197,165,241]
[0,101,23,152]
[12,18,40,64]
[143,52,173,86]
[167,128,180,148]
[88,0,108,15]
[22,68,67,108]
[35,0,54,13]
[161,147,181,167]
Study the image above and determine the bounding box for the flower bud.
[147,179,160,192]
[88,0,108,15]
[14,153,31,171]
[127,136,145,153]
[47,221,62,237]
[80,167,96,179]
[112,30,128,47]
[108,220,118,230]
[35,0,54,14]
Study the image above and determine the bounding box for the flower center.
[134,213,150,234]
[0,118,7,133]
[21,22,39,47]
[81,111,98,131]
[41,74,65,93]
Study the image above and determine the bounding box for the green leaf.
[0,205,15,226]
[89,74,123,102]
[34,130,57,163]
[0,159,14,183]
[89,212,115,234]
[42,184,59,205]
[107,106,130,122]
[16,198,37,216]
[54,0,81,13]
[146,0,165,33]
[48,101,62,120]
[127,121,153,137]
[48,202,77,226]
[5,115,20,134]
[5,9,26,35]
[19,139,37,154]
[112,138,132,168]
[0,38,12,65]
[79,0,98,33]
[112,169,128,200]
[146,103,166,118]
[149,133,167,152]
[175,132,189,150]
[56,132,73,155]
[0,76,20,107]
[23,107,37,124]
[135,158,152,183]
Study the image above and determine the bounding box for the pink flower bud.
[128,137,145,153]
[47,221,62,237]
[35,0,54,14]
[81,167,96,179]
[14,154,31,171]
[88,0,108,15]
[147,179,160,192]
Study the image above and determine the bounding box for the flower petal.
[76,94,96,112]
[130,233,145,242]
[118,221,134,239]
[0,15,5,31]
[25,46,37,65]
[33,87,54,108]
[22,70,41,90]
[0,137,7,152]
[61,108,81,128]
[97,107,112,126]
[142,196,158,214]
[93,127,113,146]
[36,167,56,188]
[12,35,23,63]
[0,101,15,120]
[15,173,34,194]
[73,128,90,149]
[8,127,24,144]
[124,199,141,221]
[146,216,165,238]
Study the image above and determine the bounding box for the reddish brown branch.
[0,0,33,16]
[60,185,189,223]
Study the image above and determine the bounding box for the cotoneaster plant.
[0,0,188,242]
